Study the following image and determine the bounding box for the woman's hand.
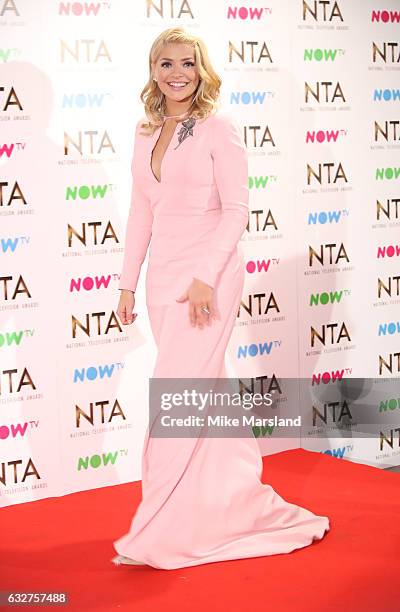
[176,277,219,329]
[117,289,137,325]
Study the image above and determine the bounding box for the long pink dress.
[113,109,330,569]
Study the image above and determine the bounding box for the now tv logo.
[73,362,123,382]
[304,48,343,61]
[374,89,400,102]
[66,184,114,200]
[321,446,347,459]
[70,275,116,292]
[377,244,400,258]
[237,340,282,358]
[62,92,112,109]
[230,91,274,105]
[246,258,279,273]
[59,2,109,16]
[379,398,400,412]
[309,290,350,306]
[378,321,400,336]
[252,423,274,438]
[0,236,30,253]
[308,209,348,225]
[0,329,31,347]
[312,368,352,385]
[371,10,400,23]
[248,176,277,189]
[375,167,400,180]
[0,420,39,440]
[227,6,272,19]
[78,449,128,470]
[306,129,346,143]
[0,142,26,158]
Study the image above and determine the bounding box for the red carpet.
[1,448,399,611]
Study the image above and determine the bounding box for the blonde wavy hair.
[138,26,222,136]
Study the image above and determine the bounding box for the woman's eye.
[160,61,195,68]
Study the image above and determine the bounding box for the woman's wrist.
[193,277,213,290]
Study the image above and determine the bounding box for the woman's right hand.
[117,289,137,325]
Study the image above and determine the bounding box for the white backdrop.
[1,0,400,507]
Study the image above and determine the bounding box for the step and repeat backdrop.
[1,0,399,507]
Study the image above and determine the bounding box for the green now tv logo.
[78,449,127,470]
[66,184,113,200]
[248,175,277,189]
[304,48,344,61]
[309,290,350,306]
[375,168,400,181]
[379,398,400,412]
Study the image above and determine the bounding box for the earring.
[153,77,157,82]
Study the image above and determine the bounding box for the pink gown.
[113,109,330,569]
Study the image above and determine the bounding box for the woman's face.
[152,42,200,105]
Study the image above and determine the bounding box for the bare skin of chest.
[150,120,178,183]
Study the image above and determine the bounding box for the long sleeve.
[118,120,153,292]
[191,113,249,289]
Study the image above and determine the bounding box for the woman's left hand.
[176,278,219,329]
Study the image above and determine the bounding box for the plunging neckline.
[150,119,179,184]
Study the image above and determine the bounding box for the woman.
[112,27,330,570]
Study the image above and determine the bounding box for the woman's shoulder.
[136,116,149,133]
[205,109,244,150]
[205,109,242,138]
[205,108,237,127]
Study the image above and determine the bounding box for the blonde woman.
[112,27,329,570]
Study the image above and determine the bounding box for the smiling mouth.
[167,82,189,90]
